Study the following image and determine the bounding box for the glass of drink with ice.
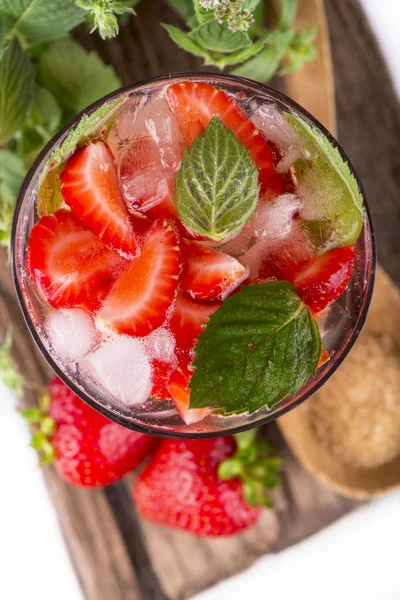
[12,73,375,437]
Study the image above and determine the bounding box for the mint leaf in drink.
[0,150,25,248]
[37,96,124,215]
[38,36,121,114]
[0,0,84,47]
[189,282,322,414]
[174,116,259,241]
[189,20,252,53]
[0,39,35,145]
[285,112,364,250]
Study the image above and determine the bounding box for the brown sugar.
[307,332,400,469]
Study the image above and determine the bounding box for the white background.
[1,2,399,598]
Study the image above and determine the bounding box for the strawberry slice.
[129,210,154,240]
[145,193,179,222]
[262,171,296,201]
[293,246,355,313]
[119,136,176,212]
[167,366,210,425]
[151,359,175,401]
[99,220,181,336]
[166,81,274,191]
[169,290,221,366]
[27,210,126,312]
[181,239,248,301]
[60,141,138,257]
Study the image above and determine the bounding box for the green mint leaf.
[162,24,211,60]
[17,85,62,167]
[0,15,13,59]
[285,112,364,249]
[189,20,252,53]
[38,36,121,113]
[0,0,84,47]
[0,149,26,248]
[0,330,23,395]
[190,282,322,414]
[174,116,259,241]
[232,29,294,81]
[75,0,135,40]
[27,86,62,135]
[37,96,123,216]
[278,0,297,30]
[280,26,318,75]
[214,34,267,68]
[193,0,215,25]
[0,39,34,144]
[166,0,196,23]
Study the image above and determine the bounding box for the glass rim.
[11,71,377,439]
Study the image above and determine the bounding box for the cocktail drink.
[12,74,375,436]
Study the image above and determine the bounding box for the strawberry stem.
[21,388,56,467]
[218,429,282,508]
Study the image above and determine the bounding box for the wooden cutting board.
[1,1,399,599]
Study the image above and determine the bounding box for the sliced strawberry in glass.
[293,245,355,313]
[27,210,126,313]
[181,238,248,301]
[167,365,210,425]
[98,220,181,337]
[60,141,138,257]
[169,290,221,367]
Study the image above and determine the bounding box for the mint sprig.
[164,0,317,80]
[189,282,322,414]
[285,112,364,250]
[37,95,124,216]
[174,116,259,241]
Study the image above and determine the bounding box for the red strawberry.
[166,81,274,190]
[167,365,210,425]
[293,245,355,313]
[145,192,178,221]
[99,220,181,336]
[180,239,248,301]
[133,435,278,536]
[129,210,154,240]
[169,290,221,365]
[262,170,296,201]
[24,377,159,488]
[151,359,175,400]
[253,221,316,284]
[119,136,176,212]
[27,209,126,312]
[60,141,139,257]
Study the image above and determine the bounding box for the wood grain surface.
[1,1,399,598]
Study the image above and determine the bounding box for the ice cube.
[45,308,96,363]
[251,104,301,172]
[111,92,184,211]
[141,327,176,363]
[85,336,152,406]
[253,194,302,241]
[109,91,183,169]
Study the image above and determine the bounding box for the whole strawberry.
[133,432,281,536]
[23,377,159,488]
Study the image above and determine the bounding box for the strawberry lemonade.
[13,75,374,435]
